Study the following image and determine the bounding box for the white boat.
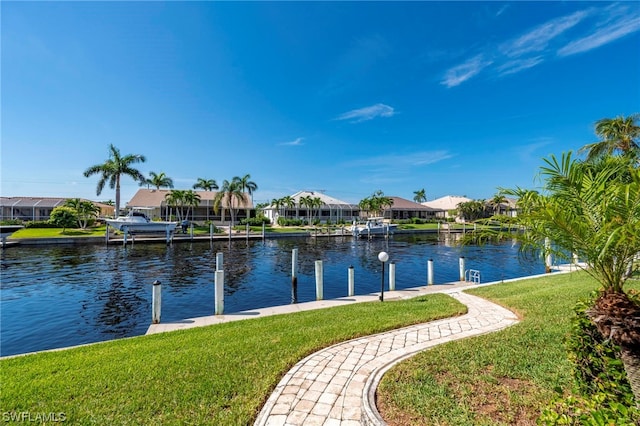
[105,212,177,233]
[349,217,397,238]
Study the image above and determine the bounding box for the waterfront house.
[263,191,360,224]
[125,189,253,223]
[0,197,113,221]
[384,197,438,220]
[421,195,472,220]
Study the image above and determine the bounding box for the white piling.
[545,237,552,273]
[215,270,224,315]
[459,256,466,281]
[427,258,434,285]
[123,227,128,246]
[246,223,250,243]
[348,265,354,296]
[291,248,298,303]
[315,260,323,300]
[210,223,214,240]
[190,223,194,239]
[216,252,223,272]
[262,222,265,240]
[152,280,161,324]
[389,261,396,291]
[105,223,109,244]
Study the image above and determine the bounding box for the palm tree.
[213,180,245,227]
[165,190,186,221]
[413,188,427,203]
[233,174,258,198]
[83,144,146,216]
[456,200,487,221]
[579,114,640,163]
[142,172,174,190]
[299,195,312,221]
[279,195,295,221]
[64,198,100,229]
[233,174,257,218]
[476,152,640,401]
[183,190,201,222]
[193,178,218,221]
[271,198,284,222]
[311,196,323,222]
[488,193,507,215]
[193,178,218,192]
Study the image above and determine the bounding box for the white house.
[263,191,359,224]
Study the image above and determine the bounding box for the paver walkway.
[253,290,519,426]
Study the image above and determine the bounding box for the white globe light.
[378,251,389,262]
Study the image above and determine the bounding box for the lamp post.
[378,251,389,302]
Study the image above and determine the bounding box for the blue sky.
[2,1,640,205]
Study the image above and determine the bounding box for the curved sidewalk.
[254,290,519,426]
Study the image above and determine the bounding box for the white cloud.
[347,150,454,168]
[279,137,304,146]
[558,13,640,56]
[336,103,395,123]
[497,57,544,76]
[500,10,590,58]
[441,55,493,88]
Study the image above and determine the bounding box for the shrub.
[240,216,271,226]
[48,207,78,231]
[539,291,639,424]
[0,219,23,226]
[24,221,60,229]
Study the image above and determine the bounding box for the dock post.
[190,223,194,240]
[459,256,466,281]
[123,227,128,246]
[315,260,323,300]
[389,261,396,291]
[152,280,161,324]
[210,223,214,240]
[216,252,223,271]
[348,265,354,296]
[246,223,249,243]
[105,223,109,245]
[262,222,265,240]
[427,258,434,285]
[545,237,552,273]
[291,248,298,303]
[215,270,224,315]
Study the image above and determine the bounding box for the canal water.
[0,234,545,357]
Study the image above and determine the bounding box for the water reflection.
[0,235,545,356]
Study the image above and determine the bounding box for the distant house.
[263,191,359,224]
[125,189,253,223]
[421,195,472,219]
[383,197,438,220]
[0,197,113,221]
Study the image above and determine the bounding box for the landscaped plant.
[64,198,100,229]
[48,206,78,232]
[468,151,640,405]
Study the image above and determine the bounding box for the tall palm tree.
[233,174,258,198]
[193,178,218,221]
[233,174,257,218]
[579,113,640,163]
[281,195,295,219]
[83,144,146,217]
[488,194,507,215]
[213,180,245,227]
[183,190,201,222]
[193,178,218,192]
[413,188,427,203]
[142,172,174,190]
[271,198,284,221]
[165,190,186,221]
[311,196,323,222]
[299,195,312,221]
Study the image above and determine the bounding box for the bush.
[240,216,271,226]
[277,217,306,226]
[0,219,23,226]
[539,291,639,424]
[24,221,60,228]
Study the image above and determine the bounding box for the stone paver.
[254,290,519,426]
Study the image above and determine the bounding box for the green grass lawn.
[0,294,464,425]
[377,272,638,425]
[10,226,107,238]
[2,272,625,425]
